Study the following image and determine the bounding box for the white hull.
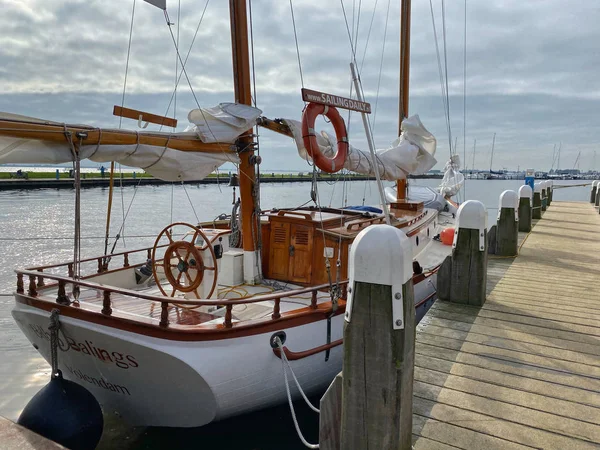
[12,275,436,428]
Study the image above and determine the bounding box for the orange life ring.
[301,103,348,173]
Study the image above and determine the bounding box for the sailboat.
[1,0,461,427]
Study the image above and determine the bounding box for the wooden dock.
[413,201,600,449]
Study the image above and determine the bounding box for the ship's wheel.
[151,222,218,301]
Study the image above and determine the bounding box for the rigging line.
[162,10,241,176]
[441,0,453,156]
[359,0,379,72]
[372,0,392,135]
[339,0,359,64]
[353,0,363,56]
[182,183,200,223]
[249,0,258,108]
[174,0,181,131]
[428,0,451,156]
[462,0,467,201]
[159,0,211,131]
[289,0,305,89]
[119,0,137,129]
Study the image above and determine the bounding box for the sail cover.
[285,114,437,180]
[186,103,263,143]
[0,112,240,181]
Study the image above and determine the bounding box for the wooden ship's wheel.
[151,223,218,301]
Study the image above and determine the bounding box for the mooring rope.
[275,337,319,449]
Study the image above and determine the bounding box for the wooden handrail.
[272,339,343,361]
[15,268,348,308]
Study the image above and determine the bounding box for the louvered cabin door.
[288,224,313,283]
[269,222,291,279]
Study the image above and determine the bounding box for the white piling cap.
[534,182,542,193]
[456,200,487,230]
[593,181,598,188]
[544,180,550,190]
[499,190,518,210]
[519,184,533,199]
[346,225,412,326]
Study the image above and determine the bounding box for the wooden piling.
[336,225,415,450]
[494,190,518,256]
[547,180,553,205]
[518,184,533,232]
[541,185,547,211]
[437,200,488,306]
[532,182,542,219]
[592,181,598,204]
[596,183,600,208]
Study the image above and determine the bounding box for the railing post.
[36,269,45,288]
[337,225,414,450]
[147,249,152,259]
[28,275,38,297]
[160,302,169,328]
[590,180,598,204]
[532,182,542,219]
[102,290,112,316]
[310,290,318,309]
[224,304,233,328]
[16,273,24,294]
[437,200,488,306]
[56,280,69,305]
[97,258,103,273]
[68,263,74,278]
[123,253,130,268]
[518,185,533,232]
[271,299,281,319]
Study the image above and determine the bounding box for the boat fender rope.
[275,337,319,449]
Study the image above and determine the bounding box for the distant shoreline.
[0,173,445,190]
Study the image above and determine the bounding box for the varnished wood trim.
[272,338,343,360]
[15,294,346,341]
[113,105,177,129]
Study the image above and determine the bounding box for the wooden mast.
[397,0,411,201]
[229,0,259,283]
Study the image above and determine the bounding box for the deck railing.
[25,244,167,280]
[15,269,347,329]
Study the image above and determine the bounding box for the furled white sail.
[285,114,437,180]
[0,109,241,181]
[0,134,237,181]
[438,154,464,197]
[186,103,263,143]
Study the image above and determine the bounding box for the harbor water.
[0,179,590,449]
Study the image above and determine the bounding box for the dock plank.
[413,201,600,449]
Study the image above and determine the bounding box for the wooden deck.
[413,201,600,449]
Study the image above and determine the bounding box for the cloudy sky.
[1,0,599,172]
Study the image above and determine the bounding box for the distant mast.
[489,132,496,172]
[397,0,411,201]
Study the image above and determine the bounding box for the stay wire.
[119,0,136,130]
[289,0,305,89]
[372,0,392,135]
[159,0,210,131]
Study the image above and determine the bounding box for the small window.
[427,228,430,237]
[416,236,419,246]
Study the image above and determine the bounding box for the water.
[0,179,590,449]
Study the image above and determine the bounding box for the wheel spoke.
[170,287,177,297]
[184,272,194,284]
[194,288,201,299]
[176,271,184,285]
[165,229,174,243]
[204,266,216,271]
